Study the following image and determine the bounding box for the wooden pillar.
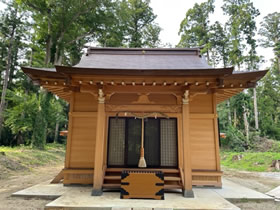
[92,89,106,196]
[182,90,194,197]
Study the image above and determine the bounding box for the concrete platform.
[45,188,239,210]
[266,185,280,200]
[12,181,68,199]
[12,178,274,210]
[214,179,273,200]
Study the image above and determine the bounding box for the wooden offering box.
[121,170,164,200]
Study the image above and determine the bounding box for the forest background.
[0,0,280,155]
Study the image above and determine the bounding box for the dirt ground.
[0,164,64,210]
[0,165,279,210]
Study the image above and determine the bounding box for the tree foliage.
[0,0,162,148]
[97,0,161,48]
[222,0,260,69]
[178,0,280,152]
[178,0,214,60]
[259,12,280,72]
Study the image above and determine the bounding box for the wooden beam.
[217,78,224,88]
[92,89,106,196]
[69,112,97,117]
[105,104,182,113]
[71,75,219,83]
[80,85,98,96]
[104,85,183,94]
[50,169,64,184]
[181,90,194,197]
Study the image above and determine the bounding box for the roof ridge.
[86,47,200,56]
[86,46,200,51]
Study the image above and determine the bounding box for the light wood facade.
[22,47,267,197]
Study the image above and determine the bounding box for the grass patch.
[220,151,280,172]
[0,143,65,179]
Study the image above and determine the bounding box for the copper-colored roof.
[75,47,212,70]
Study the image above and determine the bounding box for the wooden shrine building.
[22,47,267,198]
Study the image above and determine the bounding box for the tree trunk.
[54,31,65,65]
[45,38,52,65]
[29,48,33,66]
[45,11,52,65]
[54,120,59,143]
[227,100,232,125]
[253,88,259,130]
[243,105,249,142]
[16,132,24,145]
[233,108,237,127]
[206,50,210,62]
[8,48,17,87]
[278,56,280,73]
[0,26,15,139]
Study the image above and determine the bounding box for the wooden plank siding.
[69,116,97,168]
[189,94,222,187]
[64,92,98,184]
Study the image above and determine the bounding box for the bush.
[221,125,247,152]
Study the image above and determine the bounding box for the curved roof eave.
[55,65,234,77]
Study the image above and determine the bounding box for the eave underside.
[22,66,268,104]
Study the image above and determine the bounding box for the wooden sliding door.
[107,117,178,168]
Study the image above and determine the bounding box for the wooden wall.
[189,93,221,187]
[64,92,97,184]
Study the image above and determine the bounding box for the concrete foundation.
[45,188,239,210]
[12,178,274,210]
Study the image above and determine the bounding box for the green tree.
[4,89,38,145]
[98,0,161,48]
[209,21,230,67]
[222,0,260,70]
[121,0,160,47]
[0,0,29,140]
[178,0,215,60]
[31,90,52,149]
[47,98,68,143]
[259,12,280,72]
[257,67,280,140]
[18,0,116,66]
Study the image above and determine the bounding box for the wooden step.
[164,184,182,189]
[102,183,121,189]
[104,175,181,181]
[103,183,182,190]
[164,176,181,181]
[106,168,179,173]
[104,176,121,180]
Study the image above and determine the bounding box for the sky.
[150,0,280,69]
